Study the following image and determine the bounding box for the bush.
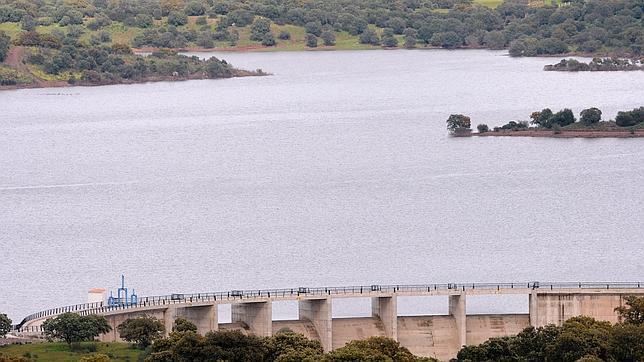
[167,11,188,26]
[320,31,335,46]
[278,30,291,40]
[250,18,271,41]
[0,32,9,62]
[261,32,276,46]
[615,107,644,127]
[304,21,322,37]
[477,124,489,133]
[446,114,471,132]
[580,107,602,125]
[117,316,165,349]
[359,28,379,45]
[381,28,398,47]
[42,313,111,346]
[305,33,317,48]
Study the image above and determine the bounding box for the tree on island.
[477,124,489,133]
[0,313,11,337]
[118,315,165,349]
[615,107,644,127]
[446,114,471,134]
[42,313,111,346]
[580,107,602,126]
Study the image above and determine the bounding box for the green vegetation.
[0,0,641,56]
[446,114,472,134]
[545,58,644,72]
[0,342,141,362]
[42,313,111,347]
[117,316,165,349]
[144,329,436,361]
[456,296,644,361]
[467,106,644,134]
[0,313,11,338]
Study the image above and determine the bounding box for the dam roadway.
[16,282,644,360]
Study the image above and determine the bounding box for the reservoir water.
[1,50,643,322]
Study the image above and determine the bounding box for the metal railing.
[16,281,642,331]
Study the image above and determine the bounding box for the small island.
[0,32,263,90]
[447,107,644,138]
[544,58,643,72]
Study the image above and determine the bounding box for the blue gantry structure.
[107,275,138,307]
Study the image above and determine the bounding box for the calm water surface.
[1,50,643,321]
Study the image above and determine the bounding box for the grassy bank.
[0,342,141,362]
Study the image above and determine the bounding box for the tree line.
[447,106,644,134]
[3,295,642,361]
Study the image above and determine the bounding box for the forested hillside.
[0,0,642,87]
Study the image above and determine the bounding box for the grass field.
[473,0,504,8]
[0,342,141,362]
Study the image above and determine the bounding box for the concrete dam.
[16,282,644,361]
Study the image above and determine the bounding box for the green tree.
[42,313,111,346]
[403,28,417,49]
[184,1,205,16]
[359,28,380,45]
[381,28,398,47]
[545,316,612,362]
[580,107,602,126]
[608,323,644,362]
[261,32,276,46]
[477,124,489,133]
[615,107,644,127]
[0,313,11,337]
[304,21,322,37]
[305,33,317,48]
[118,315,165,349]
[615,295,644,325]
[327,336,432,361]
[167,11,188,26]
[250,18,271,41]
[530,108,554,128]
[0,31,9,62]
[172,317,197,333]
[320,31,335,46]
[548,108,576,128]
[263,330,324,361]
[278,30,291,40]
[446,114,471,133]
[20,14,36,31]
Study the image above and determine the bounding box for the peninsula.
[447,106,644,138]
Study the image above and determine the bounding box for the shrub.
[117,316,165,349]
[580,107,602,125]
[305,33,317,48]
[278,30,290,40]
[261,32,276,46]
[615,107,644,127]
[359,28,380,45]
[320,31,335,46]
[167,11,188,26]
[477,124,489,133]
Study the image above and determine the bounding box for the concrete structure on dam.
[16,282,644,360]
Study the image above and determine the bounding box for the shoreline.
[473,129,644,138]
[132,45,629,59]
